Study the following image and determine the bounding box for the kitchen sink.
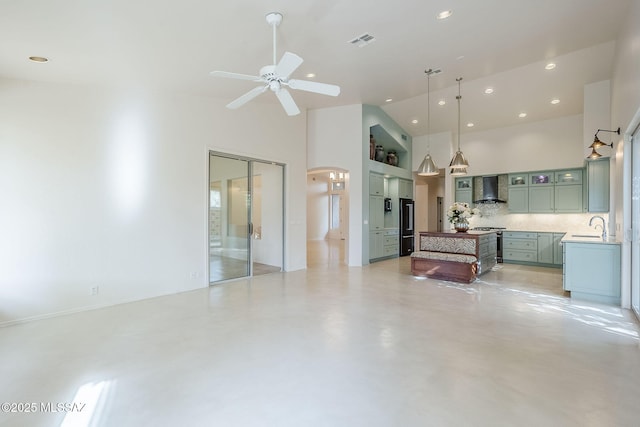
[571,234,601,238]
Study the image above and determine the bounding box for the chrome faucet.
[589,215,607,239]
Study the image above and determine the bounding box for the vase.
[369,135,375,160]
[386,150,398,166]
[454,218,469,232]
[375,145,385,162]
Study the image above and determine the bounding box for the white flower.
[446,202,478,223]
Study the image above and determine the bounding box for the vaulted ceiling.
[0,0,631,136]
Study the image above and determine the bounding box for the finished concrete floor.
[1,251,638,426]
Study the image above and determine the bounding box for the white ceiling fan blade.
[226,85,268,109]
[210,71,261,82]
[275,88,300,116]
[287,79,341,96]
[274,52,303,79]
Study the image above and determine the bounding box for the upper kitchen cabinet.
[509,168,583,213]
[554,169,583,213]
[455,177,473,205]
[508,173,529,213]
[388,178,413,199]
[586,158,610,212]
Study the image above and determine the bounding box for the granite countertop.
[560,233,622,245]
[420,230,497,236]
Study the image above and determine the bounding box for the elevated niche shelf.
[369,124,409,171]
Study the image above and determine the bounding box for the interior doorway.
[208,152,284,283]
[306,168,348,266]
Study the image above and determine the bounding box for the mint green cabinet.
[529,186,555,213]
[389,178,413,199]
[369,231,384,259]
[503,231,538,263]
[369,173,384,196]
[553,233,564,265]
[507,173,529,213]
[563,242,621,305]
[537,233,554,264]
[554,169,583,213]
[369,195,384,230]
[455,177,473,205]
[587,158,610,212]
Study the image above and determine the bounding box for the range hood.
[474,175,506,204]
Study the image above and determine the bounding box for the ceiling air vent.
[349,33,376,47]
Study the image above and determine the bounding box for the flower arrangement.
[447,202,479,224]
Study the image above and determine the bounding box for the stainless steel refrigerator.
[399,198,414,256]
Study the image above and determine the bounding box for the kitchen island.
[411,230,497,282]
[561,233,622,305]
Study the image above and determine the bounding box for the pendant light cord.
[456,77,462,152]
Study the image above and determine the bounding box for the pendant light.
[449,77,468,176]
[417,68,440,176]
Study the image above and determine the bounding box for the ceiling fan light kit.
[210,12,341,116]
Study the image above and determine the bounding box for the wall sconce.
[587,127,620,159]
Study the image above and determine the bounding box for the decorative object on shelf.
[369,134,375,160]
[450,77,469,176]
[386,150,398,166]
[447,202,478,232]
[418,68,440,176]
[375,145,385,162]
[587,127,620,159]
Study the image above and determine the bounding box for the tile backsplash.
[469,206,610,234]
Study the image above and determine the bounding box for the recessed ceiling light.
[467,122,474,127]
[29,56,48,63]
[456,55,465,61]
[484,88,494,94]
[305,73,316,78]
[519,112,527,118]
[385,98,393,103]
[551,98,560,105]
[411,119,419,124]
[545,62,556,70]
[438,99,446,106]
[437,10,452,20]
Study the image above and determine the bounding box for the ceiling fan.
[210,12,340,116]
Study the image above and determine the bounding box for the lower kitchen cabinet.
[537,233,554,264]
[383,229,399,257]
[553,233,564,265]
[478,233,497,274]
[370,229,399,261]
[503,231,563,267]
[563,241,621,305]
[503,231,538,263]
[369,231,384,260]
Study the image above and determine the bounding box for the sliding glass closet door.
[208,152,284,283]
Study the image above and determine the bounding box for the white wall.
[458,114,584,176]
[307,104,363,266]
[0,78,306,324]
[610,0,640,309]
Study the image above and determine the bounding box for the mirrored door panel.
[209,153,284,283]
[209,154,251,283]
